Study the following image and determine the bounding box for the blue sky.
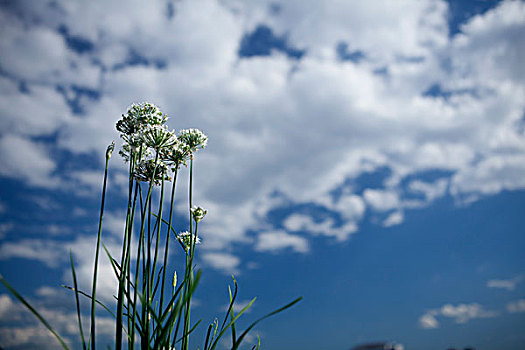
[0,0,524,349]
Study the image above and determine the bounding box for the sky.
[0,0,524,349]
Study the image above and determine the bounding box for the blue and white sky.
[0,0,524,349]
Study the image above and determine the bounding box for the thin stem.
[117,152,136,350]
[159,169,178,313]
[136,152,159,350]
[183,157,194,350]
[90,149,111,350]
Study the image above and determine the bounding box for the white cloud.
[419,313,439,329]
[487,275,524,291]
[506,299,525,313]
[363,189,400,212]
[332,194,366,221]
[0,234,122,303]
[0,135,58,188]
[408,179,449,203]
[255,230,309,253]
[419,302,499,329]
[0,293,114,349]
[0,239,64,268]
[382,211,404,227]
[0,0,524,272]
[202,252,241,275]
[283,213,359,241]
[0,11,100,88]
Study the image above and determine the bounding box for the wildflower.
[161,141,191,169]
[191,206,207,223]
[116,102,166,136]
[134,159,170,185]
[116,102,168,160]
[178,129,208,153]
[177,231,201,251]
[141,124,178,150]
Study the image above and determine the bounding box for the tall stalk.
[116,150,137,350]
[182,157,194,350]
[159,169,178,313]
[90,142,113,350]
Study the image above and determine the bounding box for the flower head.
[161,141,191,169]
[178,129,208,153]
[141,124,178,150]
[134,158,169,185]
[116,102,169,161]
[191,206,207,223]
[177,231,201,251]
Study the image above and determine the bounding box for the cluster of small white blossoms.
[116,102,208,184]
[177,231,201,251]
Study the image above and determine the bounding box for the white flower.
[134,158,169,185]
[177,231,201,251]
[191,206,207,223]
[178,129,208,152]
[116,102,169,160]
[141,124,177,150]
[162,141,191,169]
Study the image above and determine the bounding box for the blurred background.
[0,0,524,349]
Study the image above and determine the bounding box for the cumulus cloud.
[419,302,499,329]
[0,0,524,274]
[202,252,241,275]
[255,230,309,253]
[382,211,404,227]
[363,189,400,212]
[0,135,59,188]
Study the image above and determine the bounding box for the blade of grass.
[61,285,117,320]
[70,252,87,350]
[231,297,303,350]
[0,274,70,350]
[228,285,236,348]
[209,297,256,350]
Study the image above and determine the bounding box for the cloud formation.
[0,0,524,274]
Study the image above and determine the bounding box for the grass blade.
[0,274,70,350]
[231,297,303,350]
[70,252,87,350]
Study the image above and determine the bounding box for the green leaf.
[0,274,70,350]
[232,297,303,350]
[70,252,87,350]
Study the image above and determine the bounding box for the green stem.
[90,149,111,350]
[116,152,136,350]
[138,152,160,350]
[159,169,177,313]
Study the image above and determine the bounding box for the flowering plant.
[0,102,301,350]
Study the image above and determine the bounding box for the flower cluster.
[178,129,208,152]
[115,102,208,183]
[177,231,201,251]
